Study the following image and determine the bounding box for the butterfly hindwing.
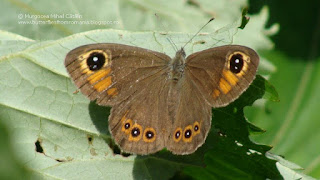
[166,74,212,155]
[108,71,171,155]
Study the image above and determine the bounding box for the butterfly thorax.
[170,48,186,81]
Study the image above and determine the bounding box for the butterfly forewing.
[65,43,171,106]
[185,45,259,108]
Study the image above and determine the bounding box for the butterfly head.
[177,48,186,58]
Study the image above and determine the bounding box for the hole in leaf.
[194,40,206,45]
[186,0,200,8]
[108,139,131,157]
[56,159,66,162]
[35,139,44,153]
[121,152,131,157]
[87,135,93,145]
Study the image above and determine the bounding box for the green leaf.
[239,8,250,29]
[183,75,282,179]
[1,0,311,179]
[0,21,243,179]
[0,119,31,180]
[1,0,243,40]
[1,0,278,77]
[247,51,320,179]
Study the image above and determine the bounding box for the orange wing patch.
[219,78,232,94]
[93,76,112,92]
[212,89,221,99]
[107,88,118,96]
[222,70,239,86]
[87,68,111,84]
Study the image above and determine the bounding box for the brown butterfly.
[65,43,259,155]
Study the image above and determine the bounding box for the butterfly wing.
[165,45,259,154]
[185,45,259,108]
[65,43,171,106]
[166,75,212,155]
[108,71,172,154]
[65,43,172,154]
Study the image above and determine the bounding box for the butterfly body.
[169,49,186,81]
[65,43,259,155]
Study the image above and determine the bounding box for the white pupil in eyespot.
[235,59,240,63]
[93,56,99,62]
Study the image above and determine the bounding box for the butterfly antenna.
[182,18,215,49]
[155,13,179,52]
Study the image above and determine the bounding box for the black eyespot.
[145,131,154,139]
[87,52,105,71]
[124,123,130,129]
[194,125,199,132]
[131,127,140,137]
[184,129,192,138]
[175,131,181,139]
[230,54,244,74]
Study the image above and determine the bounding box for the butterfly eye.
[229,54,244,74]
[87,52,106,71]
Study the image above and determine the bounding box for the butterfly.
[65,42,259,155]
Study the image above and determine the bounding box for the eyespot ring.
[227,51,250,77]
[183,125,193,143]
[128,123,142,142]
[121,119,133,134]
[79,50,110,74]
[143,128,156,143]
[193,121,200,135]
[173,128,183,142]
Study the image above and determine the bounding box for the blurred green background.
[247,0,320,178]
[0,0,319,179]
[249,0,320,59]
